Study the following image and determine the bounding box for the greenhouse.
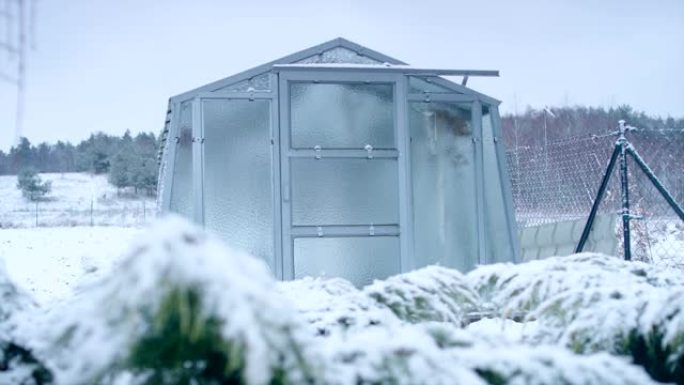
[157,38,519,285]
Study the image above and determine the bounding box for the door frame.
[192,90,281,276]
[276,69,412,280]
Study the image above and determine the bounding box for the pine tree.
[16,167,51,201]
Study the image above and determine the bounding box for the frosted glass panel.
[290,82,394,149]
[409,102,478,272]
[215,72,270,92]
[482,106,513,263]
[409,77,455,94]
[169,101,193,218]
[291,158,399,226]
[202,99,273,264]
[295,47,382,64]
[294,237,400,286]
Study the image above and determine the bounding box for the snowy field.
[0,173,154,228]
[0,226,139,304]
[0,218,683,385]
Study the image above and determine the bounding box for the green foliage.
[625,291,684,384]
[16,167,51,201]
[107,131,158,195]
[0,341,54,385]
[128,286,246,385]
[1,133,159,195]
[626,329,683,384]
[475,369,507,385]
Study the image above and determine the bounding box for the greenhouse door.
[195,94,278,273]
[278,71,408,286]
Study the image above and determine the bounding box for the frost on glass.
[409,102,478,272]
[290,82,394,149]
[202,99,274,266]
[408,77,455,94]
[291,158,399,226]
[169,101,193,218]
[293,237,401,286]
[482,106,514,263]
[295,46,382,64]
[215,72,270,92]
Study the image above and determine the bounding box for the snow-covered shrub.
[277,277,400,337]
[527,285,650,352]
[35,217,320,385]
[0,261,53,385]
[465,317,532,344]
[527,279,684,383]
[364,265,480,325]
[635,288,684,383]
[467,253,684,317]
[422,323,660,385]
[320,321,659,385]
[322,324,486,385]
[0,341,54,385]
[461,344,659,385]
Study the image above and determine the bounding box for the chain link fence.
[507,129,684,268]
[0,198,155,228]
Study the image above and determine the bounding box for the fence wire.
[507,129,684,267]
[0,199,155,228]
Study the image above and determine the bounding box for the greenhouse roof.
[158,37,501,163]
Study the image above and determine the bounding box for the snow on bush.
[636,288,684,383]
[423,323,660,385]
[467,253,684,317]
[0,260,33,339]
[4,218,681,385]
[364,265,480,325]
[320,321,660,385]
[30,217,319,385]
[467,253,684,383]
[322,324,485,385]
[0,261,53,385]
[465,317,532,343]
[529,284,684,383]
[277,277,400,337]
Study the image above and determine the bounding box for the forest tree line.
[501,105,684,215]
[0,131,159,195]
[500,104,683,149]
[0,105,681,198]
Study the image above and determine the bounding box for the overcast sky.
[0,0,682,151]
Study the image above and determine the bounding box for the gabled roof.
[170,37,406,103]
[159,38,501,165]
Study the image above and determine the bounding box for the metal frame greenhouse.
[158,38,519,286]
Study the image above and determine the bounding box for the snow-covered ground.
[0,173,154,228]
[0,171,682,384]
[0,226,139,304]
[0,219,682,384]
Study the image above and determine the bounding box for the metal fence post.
[617,121,632,261]
[627,146,684,222]
[576,143,620,253]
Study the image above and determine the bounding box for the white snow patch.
[0,226,139,304]
[0,172,154,228]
